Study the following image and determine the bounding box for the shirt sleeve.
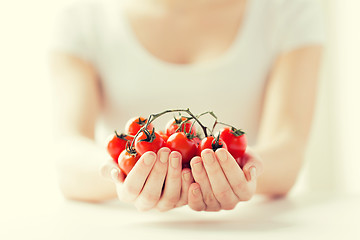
[50,3,96,61]
[278,0,326,53]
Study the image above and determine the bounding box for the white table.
[1,191,359,240]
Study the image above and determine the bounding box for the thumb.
[100,158,125,183]
[239,147,264,181]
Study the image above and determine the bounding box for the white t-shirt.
[52,0,325,145]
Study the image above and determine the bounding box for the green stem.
[128,108,209,152]
[215,121,246,136]
[216,121,236,129]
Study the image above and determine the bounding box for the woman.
[51,0,324,211]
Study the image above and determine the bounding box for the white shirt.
[52,0,325,145]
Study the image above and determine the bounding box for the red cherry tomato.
[166,132,198,164]
[165,117,196,136]
[107,132,133,163]
[193,137,201,146]
[182,162,191,169]
[134,129,165,155]
[236,152,250,169]
[125,117,154,136]
[198,135,227,155]
[159,133,169,142]
[219,127,247,160]
[118,150,140,176]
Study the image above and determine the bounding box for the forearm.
[253,130,307,196]
[54,136,117,202]
[252,46,322,197]
[51,53,117,202]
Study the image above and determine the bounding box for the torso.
[54,0,325,144]
[94,0,270,145]
[122,0,247,64]
[86,0,293,145]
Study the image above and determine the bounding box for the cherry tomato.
[198,135,227,155]
[125,117,154,136]
[159,133,169,142]
[107,132,133,164]
[166,132,198,164]
[193,137,201,146]
[165,117,196,136]
[219,127,247,160]
[118,150,140,176]
[182,162,191,169]
[236,152,249,169]
[134,129,165,155]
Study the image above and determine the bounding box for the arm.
[51,52,117,202]
[187,45,323,211]
[255,45,323,196]
[51,53,194,208]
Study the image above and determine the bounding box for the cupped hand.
[100,147,194,211]
[188,147,263,211]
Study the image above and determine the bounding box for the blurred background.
[0,0,359,219]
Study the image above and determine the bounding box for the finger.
[241,148,264,181]
[175,168,194,207]
[156,151,182,212]
[110,168,125,183]
[100,158,121,181]
[135,148,170,211]
[215,148,251,201]
[201,149,238,210]
[246,167,257,196]
[190,156,221,211]
[188,183,206,211]
[119,151,157,203]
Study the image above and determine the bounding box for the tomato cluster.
[106,110,247,177]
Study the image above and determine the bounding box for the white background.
[0,0,359,236]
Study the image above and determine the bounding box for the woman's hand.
[188,147,263,211]
[100,147,194,211]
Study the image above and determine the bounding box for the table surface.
[1,191,359,240]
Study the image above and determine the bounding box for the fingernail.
[170,156,180,168]
[193,187,201,196]
[160,150,169,163]
[202,152,215,164]
[250,167,257,181]
[216,149,227,162]
[183,171,191,181]
[192,162,203,173]
[111,169,119,182]
[144,153,156,166]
